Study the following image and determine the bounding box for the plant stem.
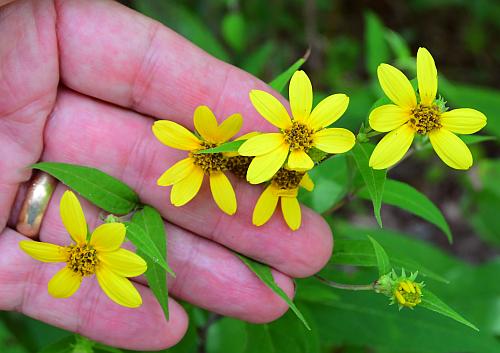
[315,275,375,291]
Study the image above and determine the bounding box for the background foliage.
[2,0,499,352]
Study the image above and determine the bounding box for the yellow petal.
[238,133,285,156]
[60,190,87,244]
[19,241,66,262]
[157,157,195,186]
[249,90,292,129]
[313,128,356,154]
[440,108,487,134]
[287,149,314,171]
[417,47,438,106]
[170,167,204,206]
[209,171,237,215]
[308,94,349,130]
[369,104,411,132]
[281,197,301,231]
[429,128,473,170]
[98,249,147,277]
[217,113,243,142]
[289,70,313,122]
[90,223,126,252]
[246,144,289,184]
[252,185,279,226]
[193,105,219,143]
[48,267,82,298]
[152,120,201,151]
[369,124,415,169]
[235,131,261,141]
[377,64,417,109]
[96,267,142,308]
[299,173,314,191]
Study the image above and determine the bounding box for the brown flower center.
[409,104,441,134]
[190,142,228,174]
[272,168,305,190]
[226,156,253,179]
[283,121,314,151]
[66,244,98,277]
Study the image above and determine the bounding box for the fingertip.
[289,207,333,278]
[245,269,295,324]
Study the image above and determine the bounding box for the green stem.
[315,275,375,291]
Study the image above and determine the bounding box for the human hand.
[0,0,332,350]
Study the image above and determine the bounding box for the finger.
[38,184,295,323]
[55,0,281,134]
[0,228,188,350]
[0,0,58,231]
[43,89,333,278]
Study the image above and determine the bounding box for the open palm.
[0,0,332,350]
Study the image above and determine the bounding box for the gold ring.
[16,171,57,238]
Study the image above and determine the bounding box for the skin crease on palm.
[0,0,333,350]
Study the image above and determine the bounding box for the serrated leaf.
[131,206,173,321]
[269,50,309,93]
[359,179,452,243]
[350,143,386,227]
[420,289,479,331]
[237,254,310,330]
[367,235,391,276]
[196,140,245,154]
[124,222,170,272]
[32,162,139,215]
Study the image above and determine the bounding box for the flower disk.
[272,168,304,190]
[394,280,422,308]
[66,244,99,277]
[190,142,227,174]
[409,104,441,134]
[283,121,314,151]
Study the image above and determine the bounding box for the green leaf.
[237,254,310,330]
[243,310,320,353]
[439,79,500,139]
[196,140,245,154]
[385,29,411,62]
[32,162,139,215]
[367,235,391,276]
[38,336,76,353]
[365,12,389,77]
[330,238,449,283]
[350,143,386,227]
[221,13,247,52]
[358,179,452,243]
[131,206,173,321]
[460,135,497,145]
[124,222,170,273]
[240,41,275,76]
[298,155,349,213]
[420,289,479,331]
[269,50,310,93]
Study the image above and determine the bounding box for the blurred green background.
[2,0,499,352]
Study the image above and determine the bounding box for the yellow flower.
[394,279,422,308]
[239,70,355,184]
[152,106,242,215]
[19,191,147,308]
[253,168,314,230]
[369,47,487,170]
